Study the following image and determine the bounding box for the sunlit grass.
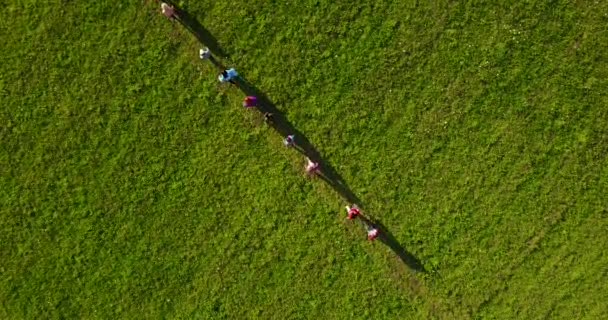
[1,0,607,318]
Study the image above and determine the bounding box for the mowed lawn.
[1,0,608,318]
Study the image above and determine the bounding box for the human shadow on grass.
[208,56,226,71]
[232,76,362,206]
[164,1,230,58]
[359,215,426,273]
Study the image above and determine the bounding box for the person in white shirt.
[199,47,211,60]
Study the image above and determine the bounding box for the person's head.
[221,70,228,77]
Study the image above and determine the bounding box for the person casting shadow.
[357,215,426,272]
[161,1,230,58]
[233,76,362,205]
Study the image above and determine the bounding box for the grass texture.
[1,0,607,318]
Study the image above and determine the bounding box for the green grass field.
[2,0,608,318]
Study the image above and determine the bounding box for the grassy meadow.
[1,0,607,318]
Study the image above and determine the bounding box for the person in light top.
[161,2,176,19]
[367,225,379,241]
[283,134,295,147]
[305,157,320,175]
[345,205,361,220]
[199,47,211,60]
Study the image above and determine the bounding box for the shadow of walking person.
[162,1,230,59]
[208,56,227,71]
[233,76,362,205]
[358,215,426,273]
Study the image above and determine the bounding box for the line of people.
[160,2,380,241]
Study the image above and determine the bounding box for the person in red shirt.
[243,96,258,108]
[345,205,361,220]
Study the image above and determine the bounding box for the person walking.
[366,225,379,241]
[243,96,258,108]
[305,157,320,175]
[161,2,176,20]
[199,47,211,60]
[218,68,238,84]
[345,205,361,220]
[283,134,295,147]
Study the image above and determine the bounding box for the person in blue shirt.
[218,68,238,84]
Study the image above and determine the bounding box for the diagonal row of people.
[160,1,381,242]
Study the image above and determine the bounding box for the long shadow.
[233,76,362,206]
[359,215,426,273]
[208,56,226,71]
[164,1,230,58]
[161,10,424,270]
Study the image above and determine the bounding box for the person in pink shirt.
[367,225,379,241]
[345,205,361,220]
[161,2,176,20]
[305,157,320,175]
